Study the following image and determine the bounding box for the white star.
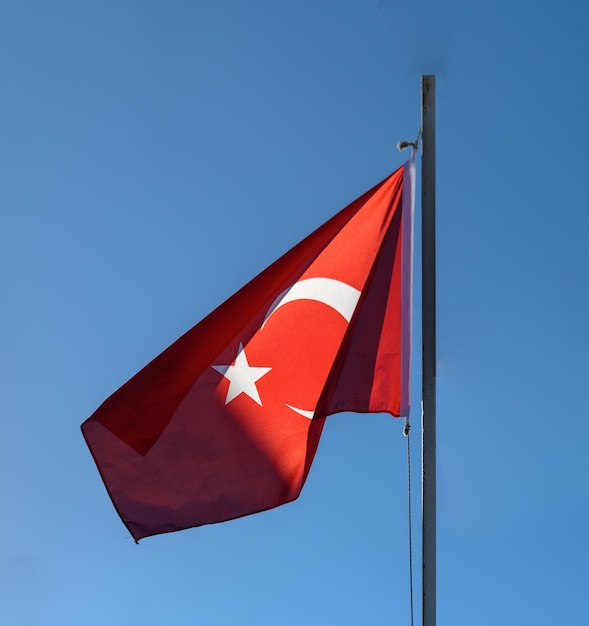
[213,343,271,406]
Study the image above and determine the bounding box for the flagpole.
[421,74,436,626]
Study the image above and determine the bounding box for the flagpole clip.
[397,127,422,153]
[403,420,411,437]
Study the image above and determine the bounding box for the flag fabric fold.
[82,154,415,541]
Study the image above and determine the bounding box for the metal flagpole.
[421,74,436,626]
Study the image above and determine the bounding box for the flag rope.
[404,420,415,626]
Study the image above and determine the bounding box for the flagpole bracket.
[397,127,422,153]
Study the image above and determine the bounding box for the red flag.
[82,154,415,542]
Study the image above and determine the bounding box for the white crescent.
[261,277,361,419]
[262,277,360,328]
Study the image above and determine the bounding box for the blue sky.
[2,1,588,624]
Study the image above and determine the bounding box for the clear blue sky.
[2,1,588,624]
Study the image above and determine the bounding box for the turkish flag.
[82,154,415,541]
